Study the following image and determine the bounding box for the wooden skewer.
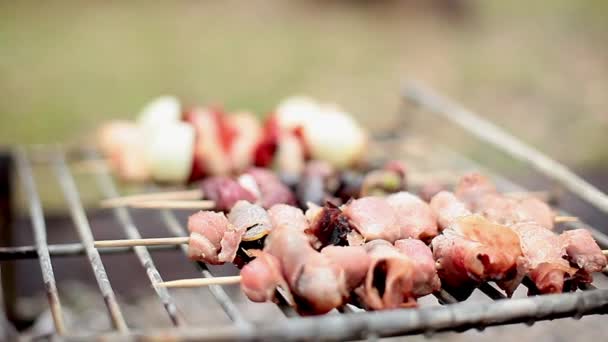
[603,250,608,257]
[554,216,579,223]
[158,276,242,288]
[94,236,189,248]
[127,199,215,210]
[101,189,204,208]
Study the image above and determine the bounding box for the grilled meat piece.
[342,197,401,243]
[240,250,289,303]
[395,238,441,297]
[305,202,353,248]
[386,192,439,242]
[187,211,245,264]
[561,229,607,277]
[511,222,574,294]
[246,168,296,209]
[321,245,370,290]
[200,176,256,211]
[268,204,308,232]
[355,240,416,310]
[455,172,556,230]
[265,206,347,315]
[429,191,471,230]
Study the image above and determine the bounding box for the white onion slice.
[275,96,322,130]
[137,95,181,133]
[144,122,195,183]
[303,107,367,168]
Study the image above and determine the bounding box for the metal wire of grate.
[1,83,608,340]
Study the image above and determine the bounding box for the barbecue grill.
[2,83,608,341]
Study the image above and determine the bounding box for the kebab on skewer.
[98,95,368,184]
[94,172,606,310]
[448,172,606,293]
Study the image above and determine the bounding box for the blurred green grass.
[1,0,607,167]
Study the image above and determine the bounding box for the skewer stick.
[101,189,204,208]
[554,216,579,223]
[128,200,215,210]
[94,237,189,248]
[603,250,608,257]
[158,276,242,288]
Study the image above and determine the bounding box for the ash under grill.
[2,83,608,341]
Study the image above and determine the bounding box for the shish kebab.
[98,95,367,184]
[95,174,606,314]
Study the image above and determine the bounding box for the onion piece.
[137,96,181,133]
[275,96,323,130]
[303,106,367,168]
[144,121,195,183]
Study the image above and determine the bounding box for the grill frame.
[2,82,608,340]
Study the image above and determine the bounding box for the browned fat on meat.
[187,211,245,264]
[342,197,401,243]
[200,176,257,211]
[240,250,289,303]
[386,192,439,242]
[265,205,347,314]
[246,168,296,209]
[305,203,353,249]
[355,240,416,310]
[394,239,441,297]
[561,229,607,275]
[511,222,575,294]
[321,245,370,290]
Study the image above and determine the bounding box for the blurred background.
[2,0,608,340]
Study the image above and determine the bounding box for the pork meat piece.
[321,245,370,290]
[479,194,556,230]
[386,192,439,242]
[240,250,290,303]
[432,230,495,289]
[454,172,498,211]
[265,208,347,314]
[342,197,401,243]
[187,211,245,264]
[268,204,308,232]
[246,168,296,209]
[395,238,441,297]
[561,229,607,274]
[511,222,574,294]
[355,240,415,310]
[200,176,257,211]
[429,191,472,230]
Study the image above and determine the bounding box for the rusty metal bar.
[89,153,186,327]
[66,288,608,341]
[14,149,66,334]
[403,81,608,215]
[51,150,128,332]
[0,243,178,261]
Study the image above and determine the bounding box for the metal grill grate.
[1,83,608,341]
